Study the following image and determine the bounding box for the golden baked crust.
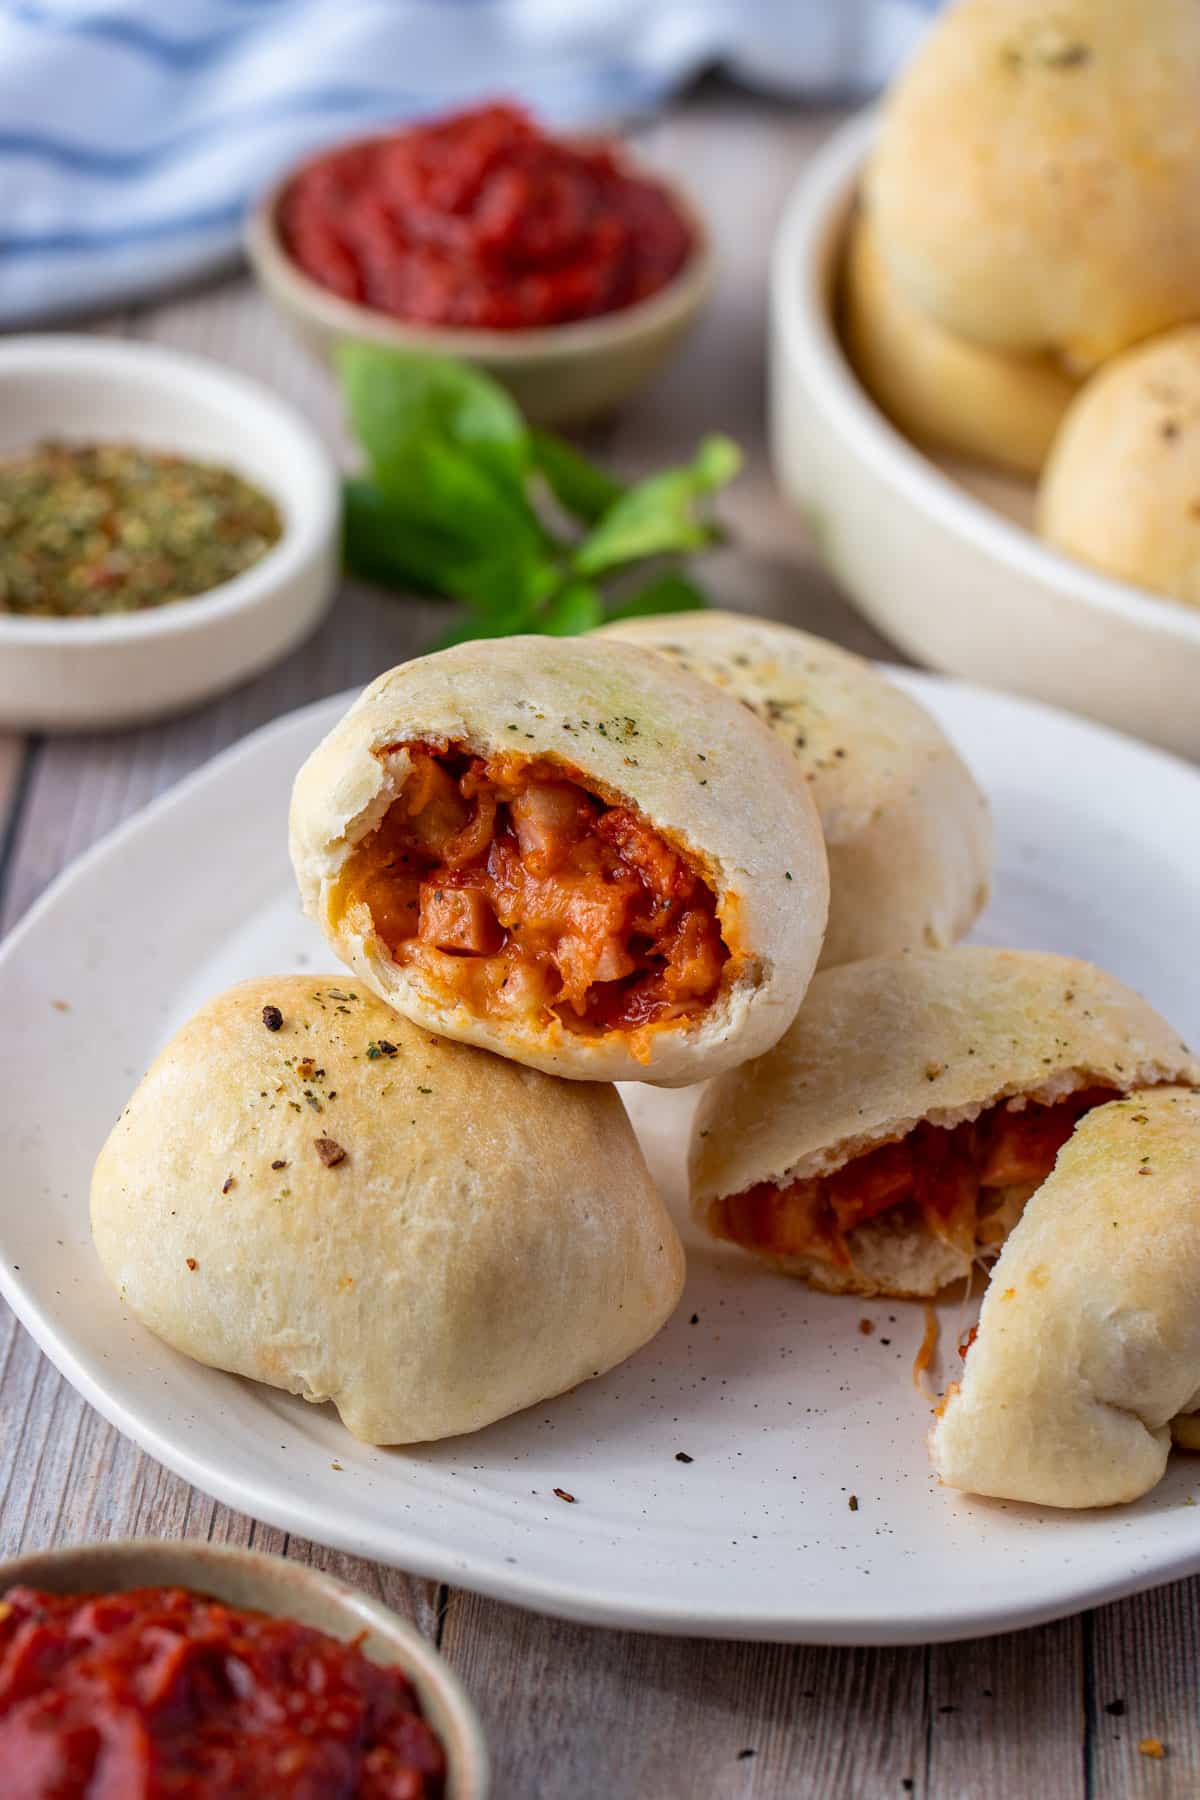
[841,211,1076,477]
[289,636,828,1084]
[868,0,1200,367]
[690,948,1200,1297]
[598,610,991,969]
[932,1087,1200,1507]
[1037,325,1200,606]
[90,976,685,1444]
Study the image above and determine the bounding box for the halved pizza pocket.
[289,636,829,1084]
[932,1087,1200,1509]
[690,948,1200,1298]
[90,977,685,1445]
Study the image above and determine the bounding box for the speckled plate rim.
[0,1537,488,1798]
[3,682,1200,1645]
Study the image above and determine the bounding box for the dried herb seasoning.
[0,440,282,618]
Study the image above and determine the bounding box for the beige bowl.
[246,136,715,429]
[0,1537,489,1798]
[769,113,1200,759]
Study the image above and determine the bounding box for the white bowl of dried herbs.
[0,336,339,730]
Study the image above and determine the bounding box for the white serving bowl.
[0,337,340,732]
[0,1538,489,1797]
[769,113,1200,759]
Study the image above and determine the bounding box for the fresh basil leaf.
[344,468,556,619]
[530,429,625,525]
[389,438,534,545]
[603,571,709,622]
[538,581,605,636]
[337,341,531,507]
[457,552,561,620]
[572,434,741,577]
[343,478,460,596]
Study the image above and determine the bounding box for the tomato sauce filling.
[711,1086,1121,1270]
[0,1584,446,1798]
[335,741,731,1041]
[279,103,693,330]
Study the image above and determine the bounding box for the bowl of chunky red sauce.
[0,1540,488,1799]
[247,103,715,426]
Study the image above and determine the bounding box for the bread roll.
[1037,325,1200,606]
[598,610,991,968]
[868,0,1200,369]
[932,1087,1200,1507]
[690,948,1199,1298]
[91,977,685,1444]
[290,637,829,1085]
[841,211,1076,477]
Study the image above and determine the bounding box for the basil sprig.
[337,343,739,644]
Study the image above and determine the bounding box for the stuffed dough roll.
[91,977,685,1445]
[932,1086,1200,1508]
[598,610,991,968]
[690,948,1199,1298]
[290,637,829,1085]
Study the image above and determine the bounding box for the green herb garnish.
[0,441,281,618]
[337,344,739,644]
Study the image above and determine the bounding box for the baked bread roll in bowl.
[932,1087,1200,1508]
[1037,326,1200,607]
[690,948,1199,1299]
[91,976,685,1444]
[290,637,829,1085]
[868,0,1200,370]
[598,611,991,969]
[840,212,1077,478]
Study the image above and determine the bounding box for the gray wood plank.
[1088,1582,1200,1797]
[442,1592,928,1800]
[0,738,25,840]
[927,1619,1085,1800]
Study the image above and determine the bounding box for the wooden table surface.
[1,90,1195,1799]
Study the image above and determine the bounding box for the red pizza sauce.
[279,102,694,329]
[0,1584,447,1798]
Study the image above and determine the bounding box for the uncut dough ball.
[91,976,685,1445]
[1037,326,1200,605]
[868,0,1200,368]
[841,211,1077,476]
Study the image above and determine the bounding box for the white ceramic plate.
[2,674,1199,1646]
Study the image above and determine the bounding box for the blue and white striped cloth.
[0,0,936,326]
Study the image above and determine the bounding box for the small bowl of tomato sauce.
[0,1538,488,1798]
[246,103,715,427]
